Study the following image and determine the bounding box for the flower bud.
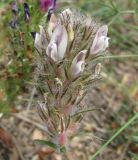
[60,8,73,25]
[67,123,80,136]
[71,50,87,78]
[40,0,52,12]
[24,3,30,22]
[47,24,68,61]
[90,25,110,54]
[59,131,68,146]
[61,8,72,18]
[9,19,19,29]
[95,63,102,75]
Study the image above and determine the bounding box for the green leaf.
[34,139,57,149]
[0,101,11,113]
[132,136,138,143]
[129,152,138,160]
[60,145,66,153]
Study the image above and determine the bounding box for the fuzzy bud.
[60,8,73,25]
[48,14,58,37]
[24,3,30,22]
[59,131,68,146]
[40,0,52,12]
[61,8,72,19]
[95,63,102,75]
[34,26,48,53]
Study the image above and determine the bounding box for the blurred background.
[0,0,138,160]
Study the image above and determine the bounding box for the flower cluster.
[35,8,109,151]
[9,1,30,28]
[9,1,19,29]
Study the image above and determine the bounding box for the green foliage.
[34,139,57,149]
[90,113,138,159]
[0,0,45,110]
[34,139,67,153]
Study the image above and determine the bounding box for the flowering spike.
[35,8,110,151]
[90,25,110,54]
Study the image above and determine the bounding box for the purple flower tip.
[24,3,30,22]
[11,1,18,14]
[40,0,56,12]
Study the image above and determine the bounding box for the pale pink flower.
[90,25,110,54]
[71,50,87,78]
[47,24,68,62]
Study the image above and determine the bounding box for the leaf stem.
[90,113,138,160]
[99,55,138,59]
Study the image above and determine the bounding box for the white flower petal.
[90,25,109,54]
[71,50,87,78]
[97,25,108,37]
[104,37,110,50]
[92,36,105,54]
[34,32,42,53]
[34,26,48,53]
[47,42,58,61]
[50,24,68,61]
[73,61,85,76]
